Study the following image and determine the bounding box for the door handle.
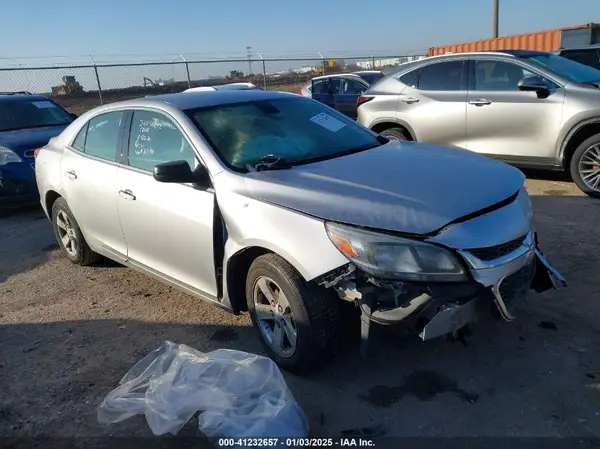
[469,98,492,106]
[401,97,420,104]
[119,189,136,201]
[65,170,77,180]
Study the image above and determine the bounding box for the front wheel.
[379,127,409,141]
[570,134,600,199]
[246,254,340,374]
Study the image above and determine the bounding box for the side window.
[82,111,124,161]
[72,123,88,151]
[561,50,600,69]
[340,79,367,95]
[473,60,536,91]
[128,110,198,173]
[415,61,463,91]
[398,69,420,87]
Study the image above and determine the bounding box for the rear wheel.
[246,253,340,374]
[379,127,409,141]
[570,134,600,199]
[51,197,100,265]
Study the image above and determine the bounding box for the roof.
[353,70,384,74]
[0,93,50,102]
[426,49,553,60]
[310,73,368,82]
[128,90,295,110]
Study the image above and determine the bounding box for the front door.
[465,58,565,164]
[59,111,127,259]
[116,109,218,298]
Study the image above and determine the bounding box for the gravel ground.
[1,174,600,445]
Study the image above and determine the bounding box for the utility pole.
[492,0,499,38]
[246,46,253,75]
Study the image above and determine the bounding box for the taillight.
[34,148,42,158]
[357,96,374,107]
[297,87,303,95]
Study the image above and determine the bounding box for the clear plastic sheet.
[97,341,309,439]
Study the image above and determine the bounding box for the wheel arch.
[370,119,416,140]
[45,190,62,217]
[560,118,600,170]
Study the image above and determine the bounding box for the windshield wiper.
[246,155,291,172]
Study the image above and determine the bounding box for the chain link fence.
[0,54,426,114]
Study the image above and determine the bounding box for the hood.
[0,125,68,156]
[245,141,525,236]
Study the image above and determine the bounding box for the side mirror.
[518,76,552,98]
[153,160,210,187]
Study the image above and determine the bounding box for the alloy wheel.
[252,275,297,358]
[56,210,78,257]
[578,143,600,192]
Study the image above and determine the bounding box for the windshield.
[525,54,600,84]
[0,98,73,132]
[186,97,382,171]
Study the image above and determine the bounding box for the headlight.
[0,146,23,165]
[325,222,467,282]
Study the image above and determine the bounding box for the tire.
[51,197,100,265]
[380,127,409,141]
[569,134,600,199]
[246,253,340,374]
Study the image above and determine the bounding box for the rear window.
[186,97,381,171]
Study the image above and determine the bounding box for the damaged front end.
[316,228,566,355]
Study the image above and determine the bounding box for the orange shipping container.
[428,23,600,56]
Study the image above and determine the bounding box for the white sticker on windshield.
[32,101,57,109]
[309,112,346,132]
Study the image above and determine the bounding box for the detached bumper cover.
[354,233,566,341]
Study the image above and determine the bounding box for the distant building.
[355,56,425,70]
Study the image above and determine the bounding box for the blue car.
[0,92,75,210]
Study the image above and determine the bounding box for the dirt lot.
[1,173,600,446]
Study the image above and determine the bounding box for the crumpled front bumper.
[418,242,565,340]
[330,230,566,341]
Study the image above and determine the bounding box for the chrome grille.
[467,235,526,261]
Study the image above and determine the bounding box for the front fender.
[219,191,348,282]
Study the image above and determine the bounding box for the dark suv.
[558,45,600,70]
[0,92,75,210]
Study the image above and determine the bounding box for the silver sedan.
[35,90,565,373]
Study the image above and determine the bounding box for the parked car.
[0,92,76,210]
[353,70,385,84]
[36,90,565,373]
[184,82,264,93]
[300,73,370,118]
[357,50,600,198]
[557,45,600,70]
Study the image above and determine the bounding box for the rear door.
[395,59,468,147]
[311,78,336,108]
[116,108,218,299]
[333,77,369,119]
[59,111,127,260]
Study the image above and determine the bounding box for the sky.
[0,0,598,91]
